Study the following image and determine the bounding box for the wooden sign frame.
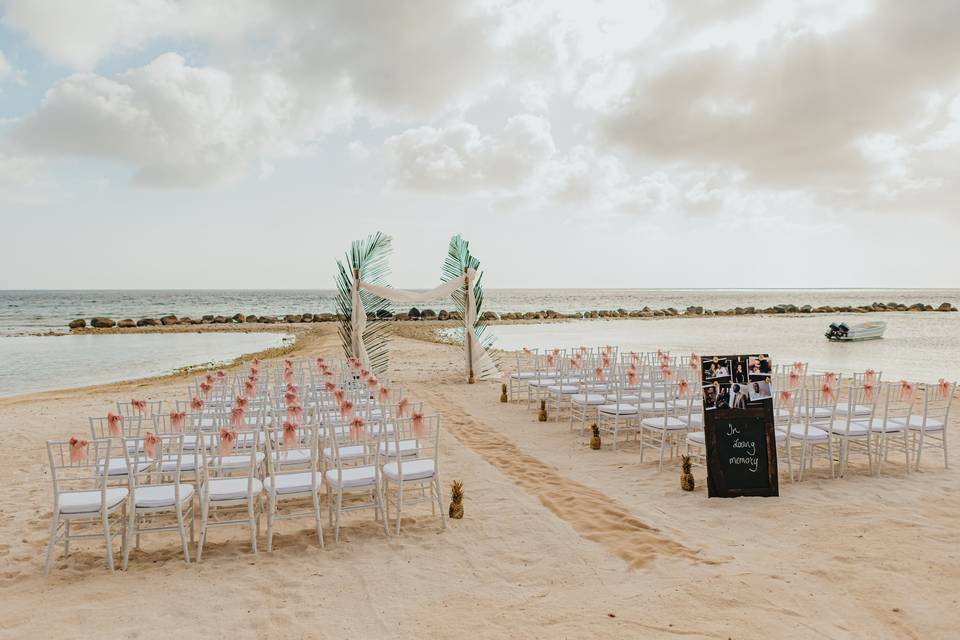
[700,354,779,498]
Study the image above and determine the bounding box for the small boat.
[825,321,886,342]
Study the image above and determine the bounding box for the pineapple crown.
[681,455,692,470]
[591,423,600,435]
[451,480,464,498]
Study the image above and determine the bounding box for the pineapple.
[680,455,695,491]
[590,424,602,450]
[538,399,548,422]
[500,383,509,403]
[449,480,464,519]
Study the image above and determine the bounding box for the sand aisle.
[0,327,957,639]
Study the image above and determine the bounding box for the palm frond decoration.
[441,234,499,378]
[334,232,393,375]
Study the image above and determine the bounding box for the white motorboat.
[825,321,886,342]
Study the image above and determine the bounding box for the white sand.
[0,325,957,639]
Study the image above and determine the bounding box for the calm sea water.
[490,312,960,384]
[0,290,956,397]
[1,289,957,335]
[0,332,293,397]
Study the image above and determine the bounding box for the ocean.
[0,289,957,397]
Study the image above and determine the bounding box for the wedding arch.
[334,233,499,383]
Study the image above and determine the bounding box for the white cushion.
[571,393,606,405]
[510,372,537,380]
[686,431,705,445]
[160,454,198,472]
[216,451,265,470]
[101,458,150,476]
[853,418,905,433]
[134,484,194,508]
[527,379,556,387]
[379,439,419,457]
[323,444,365,460]
[547,385,579,394]
[59,488,128,514]
[325,466,377,489]
[891,416,945,431]
[382,458,436,482]
[207,477,262,501]
[606,394,639,403]
[272,448,312,465]
[264,472,319,495]
[641,416,688,430]
[636,401,676,412]
[796,407,834,418]
[783,424,830,441]
[679,413,704,427]
[828,420,870,436]
[834,404,873,416]
[598,403,639,415]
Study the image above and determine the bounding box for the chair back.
[124,433,187,489]
[47,438,113,506]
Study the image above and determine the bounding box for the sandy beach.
[0,324,955,639]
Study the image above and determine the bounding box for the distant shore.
[53,298,959,334]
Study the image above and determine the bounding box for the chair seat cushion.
[783,424,830,441]
[379,439,419,457]
[134,484,194,508]
[795,407,833,418]
[606,394,639,403]
[325,466,377,489]
[102,458,150,476]
[323,444,365,460]
[547,385,579,394]
[207,477,262,501]
[834,404,873,416]
[216,451,265,469]
[59,488,128,514]
[679,413,703,427]
[853,418,906,432]
[160,454,198,472]
[686,431,705,445]
[382,458,436,482]
[571,393,607,405]
[264,472,320,495]
[510,372,537,380]
[641,416,688,430]
[272,448,312,465]
[891,416,945,431]
[598,403,639,415]
[828,420,870,436]
[636,401,675,412]
[527,379,556,388]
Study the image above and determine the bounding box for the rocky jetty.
[66,300,958,330]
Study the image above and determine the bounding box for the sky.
[0,0,958,290]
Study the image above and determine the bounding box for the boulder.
[653,309,665,316]
[376,309,393,319]
[285,315,302,323]
[117,319,136,328]
[924,304,934,311]
[301,313,314,322]
[437,310,449,321]
[137,318,158,327]
[316,313,335,322]
[639,310,654,317]
[232,313,245,323]
[179,316,195,324]
[160,315,179,326]
[408,307,421,320]
[259,315,278,324]
[940,302,956,311]
[800,305,813,313]
[449,311,463,321]
[68,319,86,329]
[213,316,227,323]
[685,306,704,315]
[908,303,925,311]
[665,308,679,316]
[393,313,410,321]
[91,317,116,328]
[202,315,215,323]
[421,309,437,319]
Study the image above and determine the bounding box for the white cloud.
[13,53,353,186]
[384,114,556,193]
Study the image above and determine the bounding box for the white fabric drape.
[350,267,499,381]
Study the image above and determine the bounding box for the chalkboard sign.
[700,353,779,498]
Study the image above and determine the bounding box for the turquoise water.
[0,332,294,397]
[490,312,960,384]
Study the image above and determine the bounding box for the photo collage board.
[700,353,773,411]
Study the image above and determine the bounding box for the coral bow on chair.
[937,378,951,399]
[282,421,299,449]
[779,390,793,411]
[190,397,204,411]
[821,383,836,403]
[594,367,605,384]
[143,432,161,459]
[218,428,236,456]
[349,416,365,441]
[678,378,690,397]
[230,406,245,428]
[398,398,410,417]
[131,399,147,415]
[339,400,353,418]
[379,387,391,402]
[169,411,186,431]
[899,380,914,402]
[863,382,876,402]
[106,412,123,437]
[69,436,88,463]
[411,411,426,438]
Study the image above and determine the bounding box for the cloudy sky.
[0,0,957,289]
